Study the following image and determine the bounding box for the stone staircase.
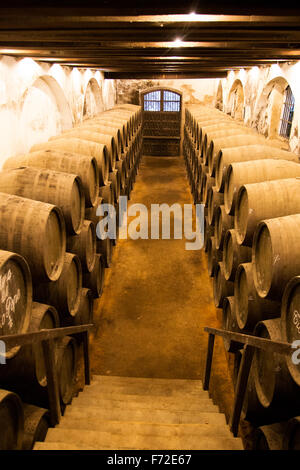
[34,375,243,450]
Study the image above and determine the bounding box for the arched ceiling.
[1,2,300,79]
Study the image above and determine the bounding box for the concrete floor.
[90,155,237,424]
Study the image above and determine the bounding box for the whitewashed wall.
[0,56,117,169]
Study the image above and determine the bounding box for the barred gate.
[141,88,182,156]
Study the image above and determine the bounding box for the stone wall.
[0,56,117,169]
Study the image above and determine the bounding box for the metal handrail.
[0,323,94,426]
[203,326,295,437]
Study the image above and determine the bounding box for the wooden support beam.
[203,333,215,391]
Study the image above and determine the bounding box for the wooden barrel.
[0,166,85,236]
[22,404,50,450]
[50,130,116,173]
[67,220,96,273]
[3,150,99,209]
[282,417,300,450]
[0,250,32,359]
[204,126,256,166]
[234,263,280,331]
[75,124,122,155]
[82,254,105,298]
[34,253,82,318]
[99,182,113,206]
[201,173,215,207]
[81,121,127,151]
[0,193,66,282]
[207,135,283,178]
[281,275,300,387]
[31,138,109,185]
[214,205,234,250]
[253,319,300,416]
[109,170,121,204]
[218,147,299,198]
[235,178,300,247]
[0,389,24,450]
[0,302,59,402]
[92,118,130,147]
[253,214,300,300]
[207,186,224,225]
[204,216,214,253]
[253,423,287,450]
[207,236,222,277]
[222,296,242,352]
[97,237,113,268]
[213,261,234,308]
[56,336,78,405]
[74,288,93,326]
[223,229,252,282]
[115,160,126,190]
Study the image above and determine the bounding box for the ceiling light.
[173,38,183,47]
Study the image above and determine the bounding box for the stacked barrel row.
[0,103,143,449]
[184,104,300,449]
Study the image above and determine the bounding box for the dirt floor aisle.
[91,155,235,421]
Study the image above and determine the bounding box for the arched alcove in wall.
[20,74,73,152]
[83,78,103,119]
[228,79,244,120]
[216,81,223,111]
[253,76,294,139]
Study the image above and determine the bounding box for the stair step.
[81,388,209,403]
[64,405,225,425]
[84,381,205,397]
[92,375,203,388]
[58,416,233,438]
[44,428,244,450]
[72,394,217,412]
[34,442,99,451]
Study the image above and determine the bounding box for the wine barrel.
[3,150,99,208]
[207,186,224,225]
[74,288,93,326]
[204,216,214,253]
[56,336,78,406]
[253,423,287,450]
[115,160,126,190]
[253,319,300,418]
[81,121,126,151]
[67,220,96,273]
[0,302,59,400]
[30,138,110,185]
[207,236,222,277]
[282,417,300,450]
[0,250,32,359]
[213,261,234,308]
[22,404,50,450]
[234,263,280,331]
[97,238,113,269]
[0,167,85,235]
[214,205,234,250]
[51,130,116,171]
[253,214,300,301]
[73,124,122,155]
[0,389,24,450]
[82,254,105,298]
[222,296,242,352]
[223,229,252,282]
[218,147,299,201]
[99,181,113,206]
[34,253,82,318]
[201,173,215,207]
[0,193,66,282]
[204,127,256,165]
[109,169,121,204]
[235,178,300,246]
[208,135,266,177]
[281,275,300,387]
[92,118,130,147]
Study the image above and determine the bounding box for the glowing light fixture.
[173,38,184,47]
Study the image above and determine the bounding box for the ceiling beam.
[105,71,228,79]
